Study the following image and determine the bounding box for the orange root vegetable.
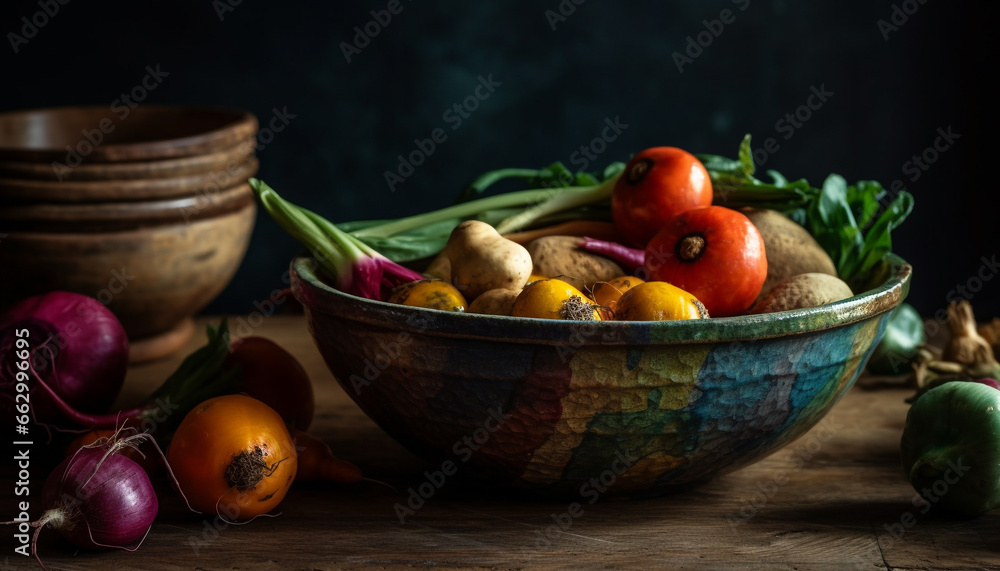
[502,220,622,245]
[291,430,363,484]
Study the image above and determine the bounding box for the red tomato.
[611,147,713,248]
[644,205,766,317]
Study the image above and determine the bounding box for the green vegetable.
[866,302,926,376]
[345,163,624,263]
[250,179,423,300]
[900,381,1000,516]
[697,135,914,291]
[253,135,910,293]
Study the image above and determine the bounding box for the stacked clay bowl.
[0,106,259,361]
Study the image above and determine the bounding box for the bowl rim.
[290,253,912,345]
[0,105,258,162]
[0,182,255,232]
[0,157,259,204]
[0,139,256,184]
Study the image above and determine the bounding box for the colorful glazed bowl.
[292,254,911,496]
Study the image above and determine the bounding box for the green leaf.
[765,169,789,187]
[852,190,914,285]
[602,161,626,180]
[808,174,863,277]
[846,180,885,231]
[737,133,755,177]
[698,136,913,286]
[354,218,462,262]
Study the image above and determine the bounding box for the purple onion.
[1,291,129,428]
[39,444,158,552]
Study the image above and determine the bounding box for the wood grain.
[3,315,997,570]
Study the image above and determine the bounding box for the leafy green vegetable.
[346,165,624,261]
[866,302,926,376]
[255,134,911,292]
[698,135,914,290]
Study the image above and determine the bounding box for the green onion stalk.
[250,134,913,298]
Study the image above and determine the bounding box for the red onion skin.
[577,237,645,272]
[1,292,129,424]
[41,446,158,550]
[975,378,1000,391]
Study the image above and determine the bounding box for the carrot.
[502,220,622,245]
[292,430,363,483]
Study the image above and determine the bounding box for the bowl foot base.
[128,317,196,363]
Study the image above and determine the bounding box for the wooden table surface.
[3,315,998,571]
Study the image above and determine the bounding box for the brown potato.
[467,288,519,316]
[750,273,853,314]
[422,250,450,281]
[445,220,532,301]
[741,207,838,302]
[526,235,624,293]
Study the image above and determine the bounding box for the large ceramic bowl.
[291,254,911,496]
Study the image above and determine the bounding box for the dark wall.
[3,0,996,325]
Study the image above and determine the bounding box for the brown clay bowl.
[0,105,258,163]
[0,200,257,342]
[0,139,255,184]
[0,157,258,208]
[0,181,255,232]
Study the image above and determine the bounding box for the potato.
[445,220,532,301]
[468,288,519,316]
[526,235,624,293]
[750,273,854,314]
[423,250,450,281]
[741,208,838,301]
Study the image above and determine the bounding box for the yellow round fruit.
[511,278,602,321]
[614,281,709,321]
[388,279,467,312]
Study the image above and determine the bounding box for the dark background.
[2,0,997,325]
